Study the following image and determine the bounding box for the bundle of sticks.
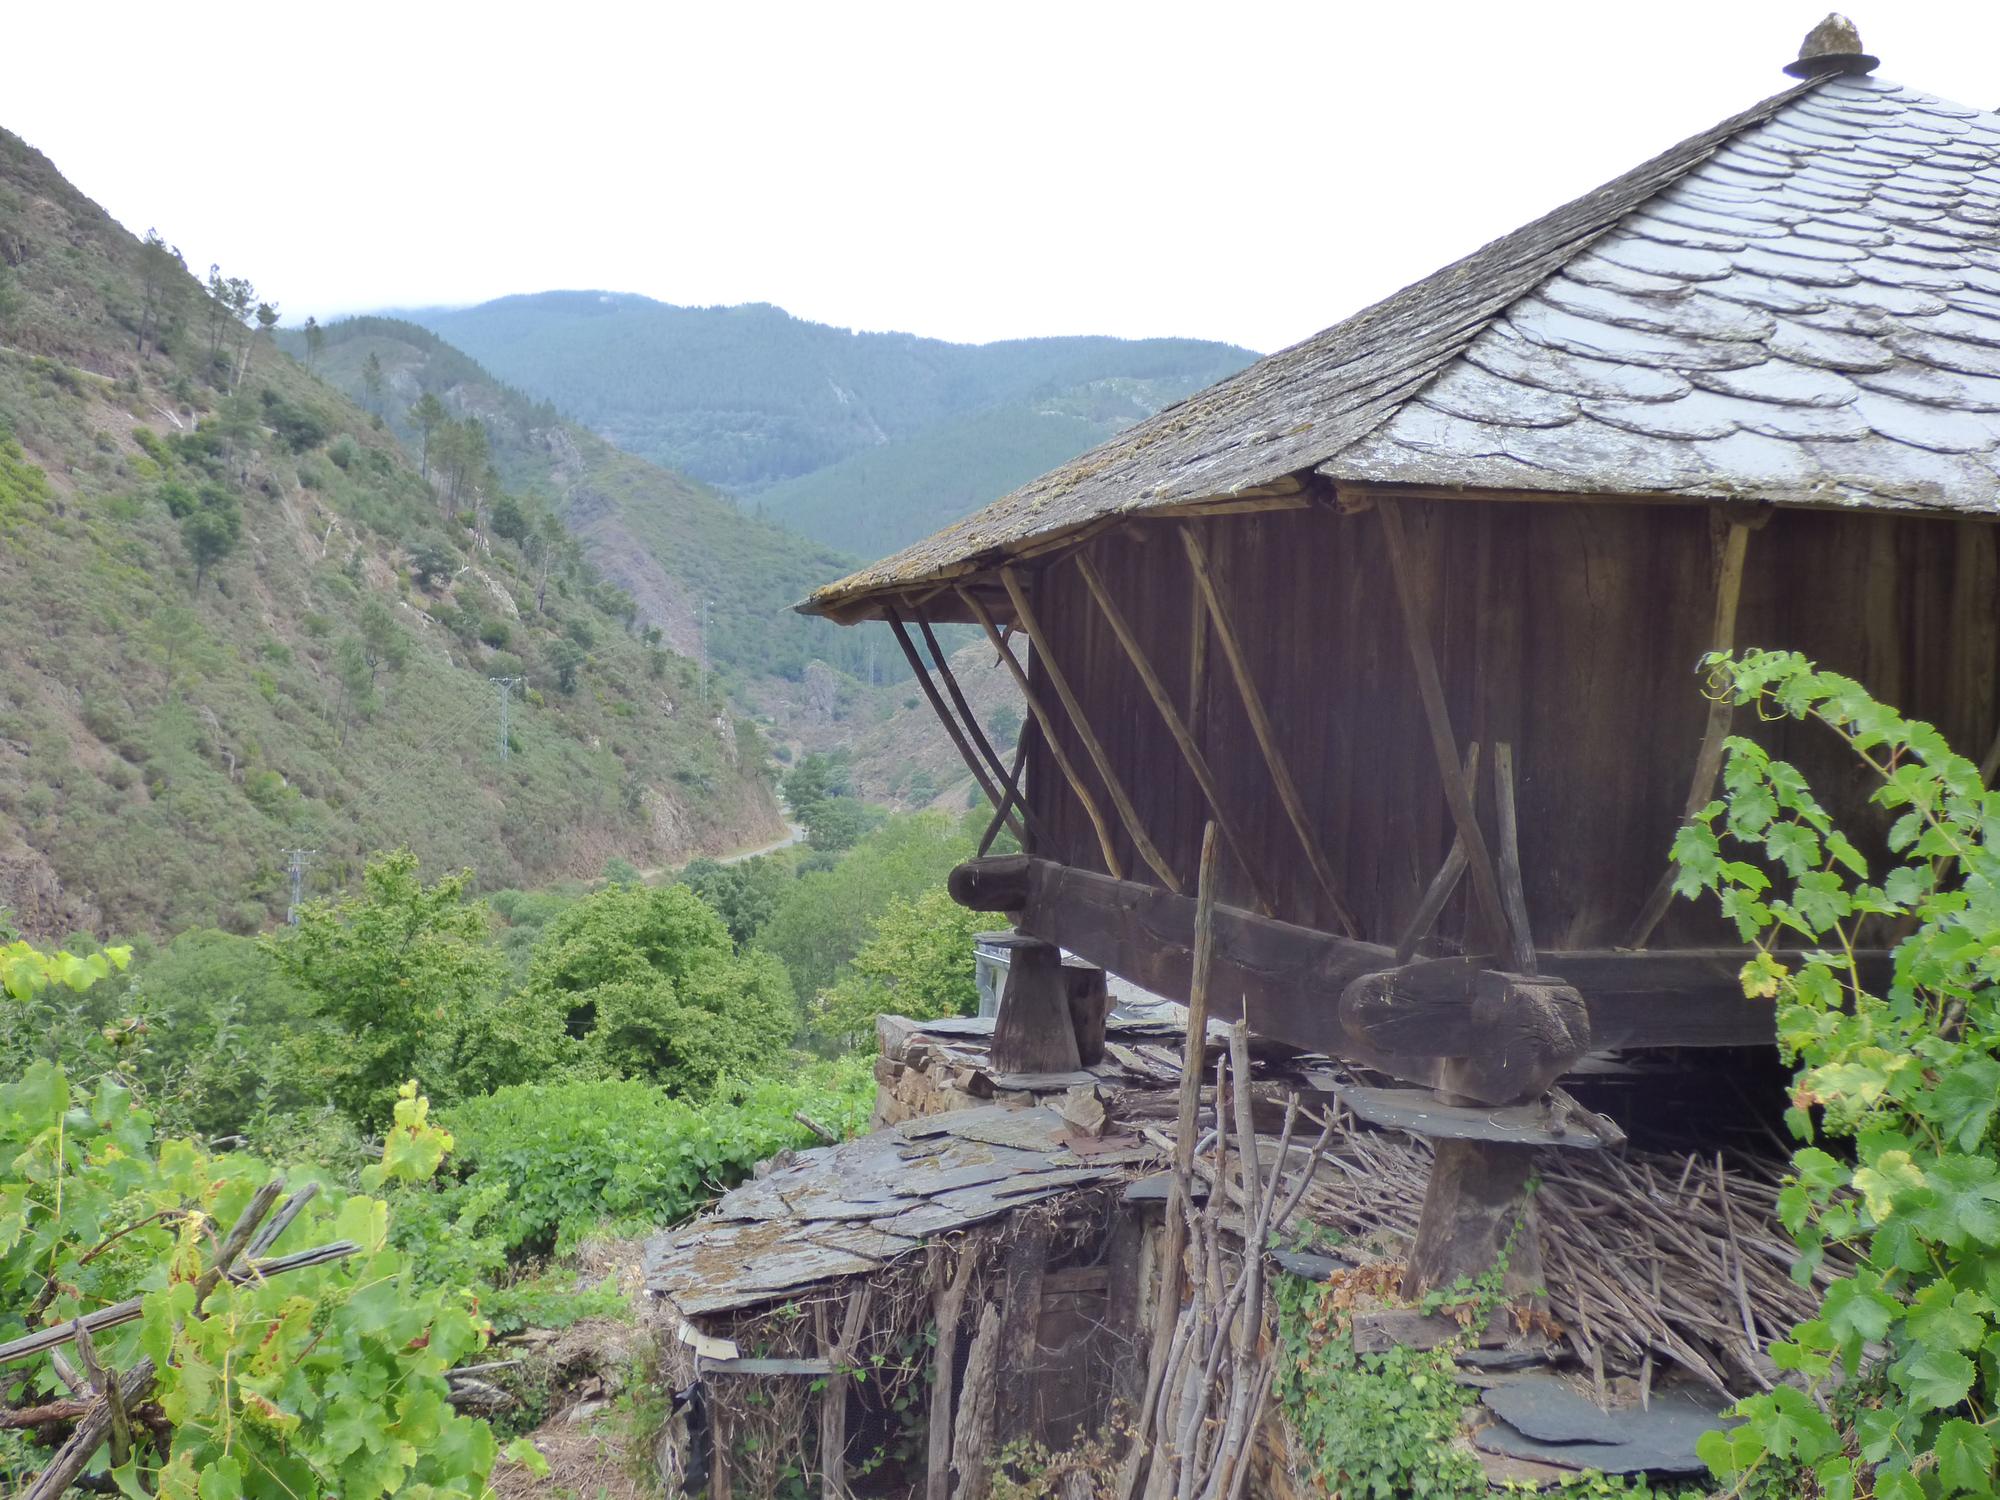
[1267,1121,1845,1397]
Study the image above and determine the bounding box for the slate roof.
[806,71,2000,618]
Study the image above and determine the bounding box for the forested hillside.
[296,317,888,686]
[0,129,781,940]
[408,292,1253,551]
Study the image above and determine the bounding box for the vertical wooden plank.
[1002,566,1183,893]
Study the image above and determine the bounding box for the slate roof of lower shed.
[806,72,2000,619]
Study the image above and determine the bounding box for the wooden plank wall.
[1021,500,2000,956]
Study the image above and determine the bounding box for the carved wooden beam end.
[948,856,1032,912]
[1339,965,1591,1108]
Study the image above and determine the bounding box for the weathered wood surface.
[1002,566,1182,893]
[1011,502,2000,956]
[989,939,1081,1076]
[950,856,1891,1060]
[1403,1139,1544,1300]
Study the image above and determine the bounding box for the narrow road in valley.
[637,822,806,882]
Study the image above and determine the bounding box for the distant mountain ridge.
[406,292,1256,555]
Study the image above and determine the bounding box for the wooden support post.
[1491,742,1536,975]
[927,1242,979,1500]
[1075,552,1279,916]
[1178,526,1360,937]
[920,615,1038,842]
[1066,965,1111,1067]
[962,587,1126,879]
[1000,566,1183,893]
[887,608,1027,845]
[995,1213,1052,1443]
[1376,501,1518,957]
[951,1303,1002,1500]
[1129,827,1218,1486]
[991,938,1082,1075]
[1625,518,1756,949]
[1394,742,1481,963]
[1403,1139,1544,1300]
[818,1283,875,1500]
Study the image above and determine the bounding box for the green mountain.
[406,293,1254,552]
[0,129,782,941]
[296,316,881,686]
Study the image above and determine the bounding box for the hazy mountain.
[407,292,1255,554]
[0,129,782,939]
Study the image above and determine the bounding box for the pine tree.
[361,352,385,415]
[303,315,324,371]
[409,393,447,483]
[135,229,186,356]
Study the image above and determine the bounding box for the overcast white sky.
[10,2,2000,353]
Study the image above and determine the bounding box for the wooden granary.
[801,19,2000,1289]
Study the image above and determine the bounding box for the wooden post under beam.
[1178,524,1360,937]
[1074,551,1278,916]
[1625,518,1755,949]
[886,609,1027,846]
[962,588,1127,880]
[1491,742,1537,976]
[999,566,1182,894]
[1375,501,1519,957]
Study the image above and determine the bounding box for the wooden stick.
[1075,552,1278,916]
[1394,742,1482,963]
[819,1283,875,1500]
[1375,502,1513,952]
[1625,519,1754,949]
[961,587,1126,879]
[1127,826,1219,1500]
[247,1181,319,1258]
[919,616,1025,817]
[887,609,1027,845]
[1491,742,1537,976]
[977,720,1031,858]
[1178,525,1359,937]
[926,1242,979,1500]
[1000,566,1182,893]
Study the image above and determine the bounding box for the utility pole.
[697,600,711,709]
[282,848,317,926]
[492,676,525,761]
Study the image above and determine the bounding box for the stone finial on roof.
[1782,13,1879,78]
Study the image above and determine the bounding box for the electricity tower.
[491,676,525,761]
[282,847,317,926]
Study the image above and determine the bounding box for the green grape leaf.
[1934,1418,1996,1494]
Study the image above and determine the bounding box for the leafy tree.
[803,794,878,852]
[302,313,324,370]
[180,491,241,593]
[408,538,456,592]
[265,851,516,1125]
[523,882,796,1094]
[813,885,982,1048]
[679,854,796,946]
[489,492,529,543]
[987,702,1023,746]
[1677,651,2000,1498]
[546,637,585,694]
[361,350,386,414]
[135,227,186,356]
[144,603,204,688]
[756,811,973,1005]
[409,392,448,482]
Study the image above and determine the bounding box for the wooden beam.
[961,587,1127,879]
[1178,524,1360,937]
[887,609,1028,846]
[1491,742,1537,975]
[1625,518,1755,949]
[999,567,1183,893]
[1375,501,1516,953]
[1340,964,1589,1105]
[948,855,1890,1057]
[1394,742,1481,963]
[1074,552,1278,916]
